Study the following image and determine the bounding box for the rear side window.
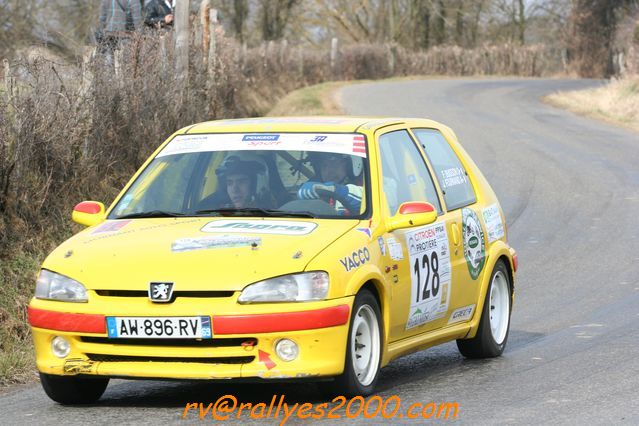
[412,128,476,210]
[378,130,442,215]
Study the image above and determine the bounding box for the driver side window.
[378,130,442,216]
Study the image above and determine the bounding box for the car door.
[410,128,483,324]
[377,128,463,342]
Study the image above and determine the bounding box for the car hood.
[43,217,358,291]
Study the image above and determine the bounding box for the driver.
[213,153,272,209]
[298,152,363,214]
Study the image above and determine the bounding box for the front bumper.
[29,294,353,380]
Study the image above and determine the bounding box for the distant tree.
[567,0,628,77]
[0,0,41,59]
[218,0,249,43]
[260,0,300,41]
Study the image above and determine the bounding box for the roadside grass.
[0,253,40,386]
[544,76,639,132]
[267,81,349,116]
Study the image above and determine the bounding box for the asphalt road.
[3,78,638,424]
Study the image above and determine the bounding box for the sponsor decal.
[448,304,475,325]
[340,247,371,272]
[84,219,200,243]
[406,223,452,329]
[482,203,505,243]
[440,167,469,189]
[357,227,372,238]
[91,220,132,234]
[156,133,368,158]
[378,236,386,256]
[387,237,404,261]
[462,208,486,280]
[242,134,280,142]
[172,235,261,252]
[201,220,317,235]
[308,135,327,142]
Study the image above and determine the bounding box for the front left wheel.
[40,373,109,405]
[319,289,382,397]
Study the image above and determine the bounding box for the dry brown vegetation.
[545,75,639,131]
[0,27,566,386]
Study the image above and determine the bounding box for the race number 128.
[413,251,440,303]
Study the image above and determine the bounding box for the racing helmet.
[215,152,269,196]
[306,152,363,181]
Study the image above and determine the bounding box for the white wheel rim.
[350,304,380,386]
[489,271,510,344]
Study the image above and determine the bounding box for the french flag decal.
[353,135,366,154]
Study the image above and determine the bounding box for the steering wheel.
[315,188,359,214]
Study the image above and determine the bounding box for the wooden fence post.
[201,0,210,66]
[280,39,288,65]
[208,9,218,74]
[330,37,339,77]
[174,0,190,96]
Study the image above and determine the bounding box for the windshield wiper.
[116,210,187,219]
[195,207,317,218]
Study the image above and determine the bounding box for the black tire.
[319,289,383,397]
[457,260,512,358]
[40,373,109,405]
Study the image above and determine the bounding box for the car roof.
[183,116,445,134]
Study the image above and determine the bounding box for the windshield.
[109,133,369,219]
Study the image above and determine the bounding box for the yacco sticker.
[405,223,452,329]
[340,247,371,272]
[447,304,475,325]
[201,220,317,235]
[387,237,404,261]
[172,235,261,252]
[378,236,386,256]
[482,203,505,243]
[91,220,132,234]
[156,133,368,158]
[462,208,486,280]
[440,167,468,189]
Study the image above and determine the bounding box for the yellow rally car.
[29,117,517,404]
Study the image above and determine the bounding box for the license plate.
[106,316,212,339]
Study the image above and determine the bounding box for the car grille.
[80,336,257,348]
[86,354,254,364]
[94,290,235,298]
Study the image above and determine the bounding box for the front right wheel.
[457,260,512,358]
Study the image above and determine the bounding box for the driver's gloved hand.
[333,184,362,212]
[298,181,336,199]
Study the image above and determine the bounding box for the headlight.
[35,270,88,302]
[238,272,329,303]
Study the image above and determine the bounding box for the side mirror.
[387,202,437,231]
[72,201,106,227]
